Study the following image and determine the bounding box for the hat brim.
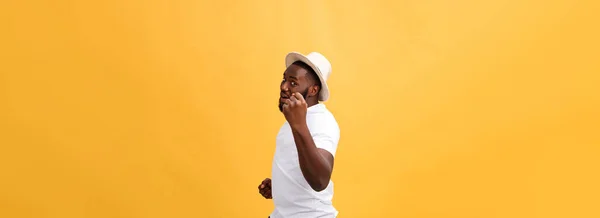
[285,52,330,101]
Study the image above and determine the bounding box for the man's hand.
[282,92,308,129]
[258,178,272,199]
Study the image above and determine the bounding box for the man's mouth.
[279,93,290,104]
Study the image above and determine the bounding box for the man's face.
[279,64,312,112]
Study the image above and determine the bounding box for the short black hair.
[292,61,322,88]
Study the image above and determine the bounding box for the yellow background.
[1,0,599,217]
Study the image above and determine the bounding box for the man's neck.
[306,100,319,108]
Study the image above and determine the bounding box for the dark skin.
[258,178,272,199]
[258,62,335,199]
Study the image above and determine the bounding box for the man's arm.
[290,123,334,192]
[282,92,337,192]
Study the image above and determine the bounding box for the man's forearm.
[290,123,333,192]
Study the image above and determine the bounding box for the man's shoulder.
[307,104,339,134]
[308,104,341,156]
[309,104,337,118]
[319,104,339,126]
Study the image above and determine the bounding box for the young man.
[258,52,340,218]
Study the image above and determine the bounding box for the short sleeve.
[309,114,340,157]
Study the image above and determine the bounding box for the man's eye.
[291,82,297,86]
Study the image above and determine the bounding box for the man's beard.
[279,88,309,112]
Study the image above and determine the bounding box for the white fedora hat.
[285,51,332,101]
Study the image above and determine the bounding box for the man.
[258,52,340,218]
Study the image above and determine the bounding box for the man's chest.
[274,124,297,163]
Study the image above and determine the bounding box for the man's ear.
[309,85,320,97]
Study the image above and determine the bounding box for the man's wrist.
[290,122,308,132]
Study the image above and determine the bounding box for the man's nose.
[280,82,289,92]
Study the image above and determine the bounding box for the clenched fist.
[258,178,272,199]
[282,92,308,129]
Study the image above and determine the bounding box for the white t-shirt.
[270,103,340,218]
